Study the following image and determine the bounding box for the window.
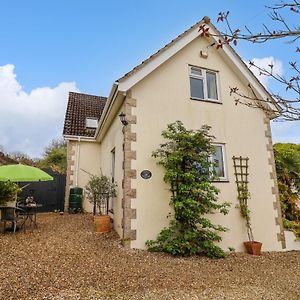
[109,148,116,214]
[85,118,98,129]
[111,148,116,183]
[193,144,227,182]
[189,66,219,101]
[210,144,227,181]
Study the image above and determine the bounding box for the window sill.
[211,180,229,183]
[190,97,222,104]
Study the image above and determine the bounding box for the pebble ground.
[0,213,299,300]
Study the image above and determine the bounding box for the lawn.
[0,214,299,300]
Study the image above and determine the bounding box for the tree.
[85,175,117,215]
[37,139,67,174]
[8,151,35,166]
[199,2,300,121]
[146,121,230,258]
[274,143,300,219]
[274,143,300,238]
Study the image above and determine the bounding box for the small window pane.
[190,77,204,99]
[191,67,202,76]
[206,72,218,100]
[212,146,225,178]
[86,118,98,128]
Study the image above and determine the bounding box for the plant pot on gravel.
[233,158,263,256]
[85,174,116,234]
[244,241,262,255]
[94,215,111,233]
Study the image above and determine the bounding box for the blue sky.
[0,0,298,157]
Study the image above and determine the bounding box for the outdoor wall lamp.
[119,112,128,126]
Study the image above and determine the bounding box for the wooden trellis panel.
[233,156,249,194]
[233,156,254,241]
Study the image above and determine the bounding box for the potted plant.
[85,175,117,233]
[0,181,19,207]
[237,183,262,255]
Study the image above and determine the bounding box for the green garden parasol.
[0,164,53,182]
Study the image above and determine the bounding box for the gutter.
[63,135,97,142]
[94,82,119,140]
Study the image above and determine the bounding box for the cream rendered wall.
[74,141,101,212]
[284,231,300,250]
[98,107,124,238]
[70,114,124,238]
[130,36,282,252]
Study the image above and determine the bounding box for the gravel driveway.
[0,213,299,300]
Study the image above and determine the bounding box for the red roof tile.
[63,92,107,137]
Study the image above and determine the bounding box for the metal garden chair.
[0,207,24,233]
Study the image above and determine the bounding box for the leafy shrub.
[274,143,300,222]
[85,175,117,215]
[283,218,300,239]
[0,181,19,205]
[146,121,230,258]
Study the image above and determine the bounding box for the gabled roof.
[113,16,276,115]
[95,17,278,140]
[63,92,107,138]
[117,19,204,83]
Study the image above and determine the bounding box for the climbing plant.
[146,121,230,258]
[232,156,254,242]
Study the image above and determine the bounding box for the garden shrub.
[146,121,230,258]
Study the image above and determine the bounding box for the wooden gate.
[19,169,66,212]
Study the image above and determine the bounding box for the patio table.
[17,204,43,231]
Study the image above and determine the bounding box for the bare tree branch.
[199,2,300,121]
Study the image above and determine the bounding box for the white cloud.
[0,64,80,157]
[247,57,283,88]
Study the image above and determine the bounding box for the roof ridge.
[115,16,275,112]
[117,17,207,82]
[69,91,107,100]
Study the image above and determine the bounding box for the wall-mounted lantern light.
[119,112,128,126]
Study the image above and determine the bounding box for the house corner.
[64,140,76,212]
[264,117,286,249]
[122,90,137,248]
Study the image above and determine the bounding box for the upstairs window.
[189,66,219,101]
[85,117,98,129]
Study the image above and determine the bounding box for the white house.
[63,17,288,252]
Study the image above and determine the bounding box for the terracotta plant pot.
[244,241,262,255]
[94,215,111,233]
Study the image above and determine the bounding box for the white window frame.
[111,148,116,183]
[85,117,98,129]
[189,66,220,102]
[210,143,228,181]
[108,147,116,214]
